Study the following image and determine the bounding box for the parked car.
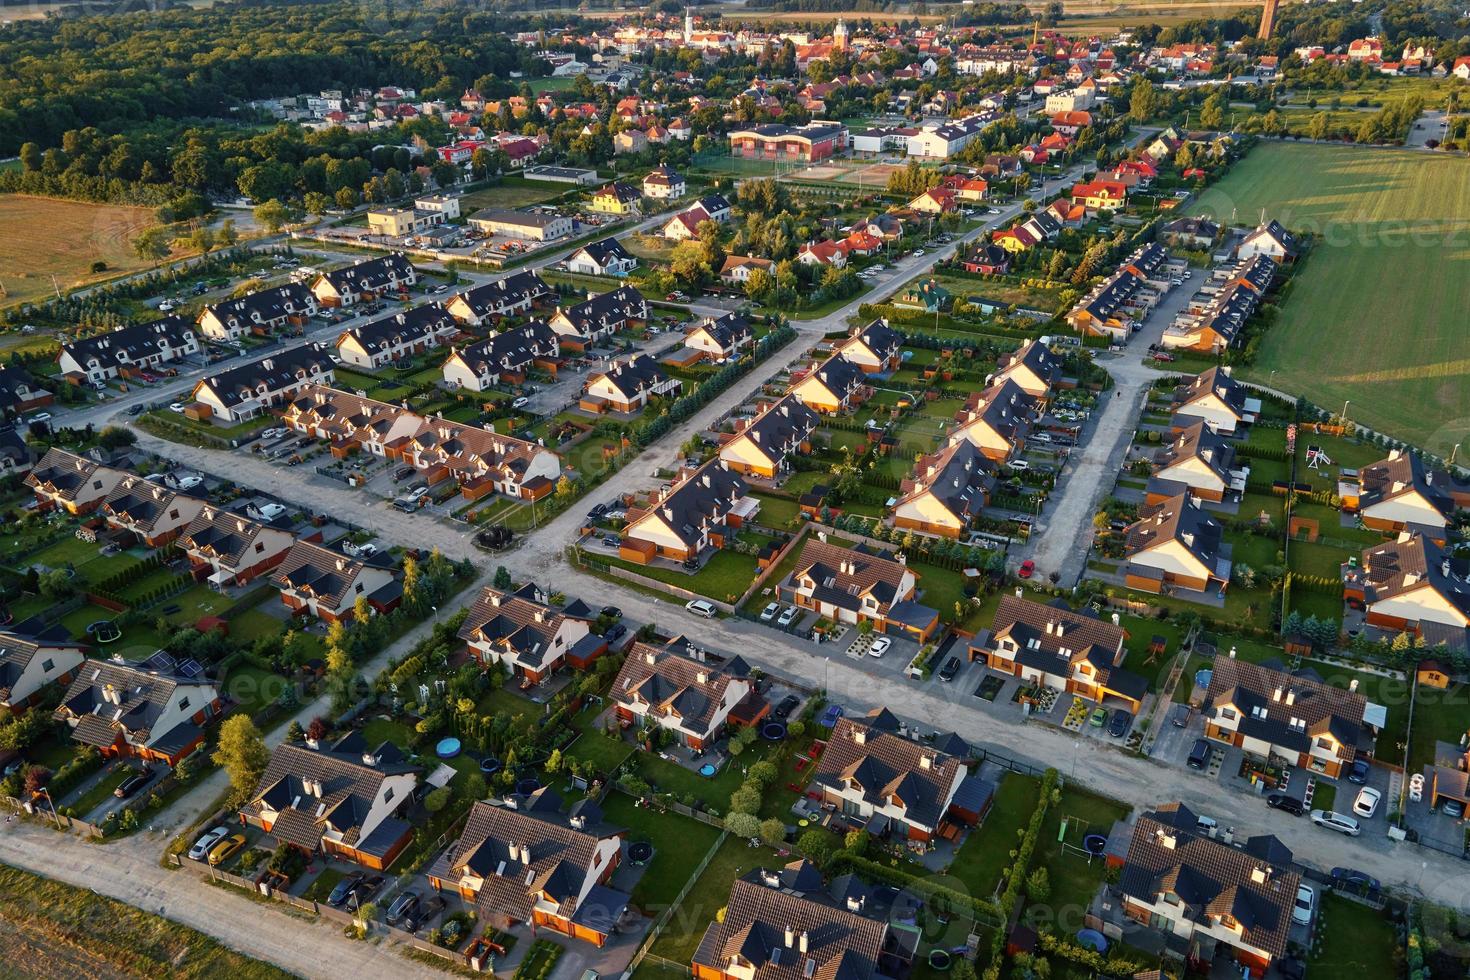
[168,403,186,413]
[777,605,800,628]
[1089,707,1108,728]
[1186,738,1211,770]
[600,606,622,620]
[114,770,151,799]
[1330,868,1380,892]
[1293,884,1315,927]
[188,826,232,862]
[345,875,384,912]
[208,833,247,866]
[868,637,892,658]
[1310,810,1361,836]
[1017,559,1035,579]
[1442,797,1466,819]
[328,874,365,907]
[127,403,145,416]
[1266,793,1306,817]
[685,599,717,618]
[1347,758,1370,784]
[937,656,961,682]
[603,623,627,644]
[512,396,531,410]
[1108,709,1131,737]
[405,894,446,931]
[386,891,421,927]
[1352,786,1382,819]
[773,695,800,719]
[1005,459,1030,471]
[250,502,287,522]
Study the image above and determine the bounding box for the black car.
[1266,793,1307,817]
[603,623,627,644]
[937,656,961,682]
[1108,709,1131,738]
[405,894,445,931]
[773,695,800,719]
[114,771,151,799]
[328,873,364,907]
[345,875,384,911]
[1330,868,1381,892]
[1186,738,1211,770]
[1347,758,1370,784]
[386,890,420,927]
[601,606,623,620]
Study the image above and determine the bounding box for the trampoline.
[698,763,719,777]
[516,777,540,796]
[1076,929,1108,953]
[1083,834,1108,856]
[762,721,788,741]
[436,737,462,759]
[628,841,654,865]
[87,621,122,644]
[479,757,502,775]
[927,950,952,971]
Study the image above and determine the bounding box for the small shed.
[1418,660,1452,690]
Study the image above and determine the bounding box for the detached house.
[790,353,868,415]
[311,253,417,307]
[1172,367,1259,435]
[834,319,903,374]
[273,540,398,623]
[718,255,773,286]
[1204,656,1375,779]
[1123,492,1230,598]
[335,304,459,370]
[458,583,601,685]
[0,632,87,715]
[892,440,995,539]
[1149,419,1245,503]
[427,792,628,946]
[566,238,638,278]
[1344,533,1470,642]
[1236,219,1300,263]
[547,286,650,347]
[976,595,1147,711]
[611,637,758,750]
[25,447,126,515]
[778,539,939,641]
[1344,450,1462,536]
[621,461,755,564]
[685,312,754,361]
[642,165,686,199]
[99,476,206,547]
[581,353,680,414]
[718,396,820,480]
[190,344,335,422]
[242,733,420,871]
[445,271,553,326]
[177,505,297,588]
[58,318,201,383]
[947,379,1037,462]
[55,658,222,766]
[589,182,642,215]
[198,283,316,341]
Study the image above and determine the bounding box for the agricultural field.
[0,195,163,307]
[1191,143,1470,455]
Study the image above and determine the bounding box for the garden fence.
[625,828,730,976]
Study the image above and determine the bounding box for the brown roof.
[951,379,1036,445]
[457,584,580,670]
[272,540,376,608]
[1124,492,1224,568]
[610,637,752,737]
[789,539,913,618]
[1348,533,1470,620]
[1357,450,1454,519]
[809,714,961,831]
[1204,656,1367,762]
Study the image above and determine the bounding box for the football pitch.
[1191,142,1470,455]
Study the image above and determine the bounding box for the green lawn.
[1191,142,1470,455]
[1310,893,1400,977]
[751,492,802,528]
[1310,662,1410,763]
[948,773,1042,900]
[599,791,723,912]
[68,766,134,817]
[566,708,635,774]
[634,746,777,810]
[1030,786,1131,916]
[458,176,565,211]
[599,550,763,606]
[648,834,783,963]
[1407,680,1467,772]
[1120,617,1185,694]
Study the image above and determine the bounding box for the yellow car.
[207,833,246,866]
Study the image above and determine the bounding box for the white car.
[1005,459,1031,472]
[406,486,429,502]
[1292,883,1315,926]
[1309,809,1361,836]
[351,543,379,559]
[27,412,52,424]
[512,396,531,410]
[760,602,780,622]
[172,476,203,491]
[252,502,287,521]
[868,637,892,658]
[260,427,288,440]
[188,825,232,862]
[1352,786,1382,819]
[685,599,717,618]
[168,402,186,413]
[777,606,800,628]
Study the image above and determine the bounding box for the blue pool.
[436,737,462,759]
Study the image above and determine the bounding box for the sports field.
[1190,142,1470,455]
[0,195,161,307]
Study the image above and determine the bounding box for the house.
[907,187,957,214]
[678,319,750,373]
[566,238,638,278]
[1161,256,1275,354]
[547,286,649,346]
[177,505,297,588]
[0,366,51,417]
[589,182,642,215]
[466,209,574,242]
[613,129,648,155]
[892,440,994,539]
[991,339,1063,400]
[189,344,336,422]
[0,426,31,477]
[807,712,966,841]
[960,243,1011,275]
[273,540,398,623]
[718,396,820,479]
[718,255,774,286]
[611,637,759,750]
[581,353,681,414]
[1344,450,1460,536]
[1069,178,1127,213]
[797,239,850,269]
[0,632,87,715]
[1050,109,1093,135]
[947,379,1037,462]
[1149,419,1245,503]
[660,207,709,241]
[621,460,754,564]
[241,733,420,871]
[1236,219,1299,263]
[1115,803,1301,977]
[789,353,867,415]
[975,595,1147,711]
[695,194,732,223]
[58,318,201,383]
[727,121,848,162]
[99,476,206,548]
[55,658,222,766]
[1344,533,1470,641]
[442,321,561,391]
[893,278,950,313]
[642,165,686,199]
[311,253,417,308]
[1204,656,1374,779]
[942,174,990,202]
[778,539,938,641]
[834,319,903,374]
[458,583,600,684]
[198,283,316,341]
[445,271,553,326]
[426,793,628,946]
[1172,367,1259,435]
[335,304,459,370]
[1123,492,1230,598]
[849,213,904,242]
[24,447,125,515]
[1162,216,1220,250]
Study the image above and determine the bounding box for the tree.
[23,765,51,797]
[306,717,330,743]
[1199,89,1227,130]
[1026,866,1050,902]
[725,812,761,838]
[1129,78,1159,122]
[214,715,269,800]
[759,818,787,846]
[728,783,762,814]
[424,787,451,812]
[38,568,76,601]
[18,141,41,172]
[797,829,837,867]
[253,199,291,234]
[1307,111,1330,141]
[131,226,171,265]
[303,191,332,216]
[217,219,238,247]
[494,565,512,590]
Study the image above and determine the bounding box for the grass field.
[1189,143,1470,455]
[0,195,163,307]
[457,178,565,212]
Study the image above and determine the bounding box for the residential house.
[907,187,957,214]
[589,182,642,215]
[580,353,681,414]
[198,283,316,341]
[778,539,938,641]
[1050,110,1093,135]
[1344,533,1470,641]
[189,344,336,422]
[611,637,758,750]
[892,440,994,539]
[974,595,1147,711]
[547,286,649,347]
[613,129,649,155]
[684,312,753,361]
[959,243,1011,275]
[834,319,903,374]
[0,633,87,715]
[467,209,574,242]
[177,505,297,588]
[442,321,561,391]
[942,174,990,202]
[1204,656,1374,779]
[311,253,417,308]
[426,793,628,946]
[99,476,206,548]
[893,278,950,313]
[1149,419,1246,503]
[947,379,1036,462]
[797,239,850,269]
[718,396,820,480]
[1069,178,1127,213]
[273,539,398,623]
[445,271,553,326]
[57,318,201,383]
[1161,256,1275,354]
[642,165,686,199]
[991,339,1064,400]
[54,658,222,766]
[0,427,31,477]
[241,733,419,870]
[789,353,868,415]
[660,206,709,241]
[1123,492,1230,598]
[1171,367,1259,435]
[566,239,638,278]
[24,447,125,515]
[1162,216,1220,251]
[458,583,601,684]
[1236,219,1300,263]
[718,255,774,286]
[335,304,459,370]
[1343,450,1462,536]
[0,366,51,417]
[621,461,755,564]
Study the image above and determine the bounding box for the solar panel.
[177,659,204,679]
[144,650,178,673]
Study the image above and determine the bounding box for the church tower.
[833,17,849,52]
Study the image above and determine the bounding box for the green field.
[1190,143,1470,455]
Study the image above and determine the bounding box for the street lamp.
[1341,399,1351,423]
[1451,443,1462,468]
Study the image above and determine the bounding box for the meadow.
[0,195,162,307]
[1190,142,1470,455]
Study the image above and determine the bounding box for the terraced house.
[445,271,553,326]
[0,632,87,715]
[272,539,399,623]
[788,352,868,415]
[580,353,680,414]
[1161,255,1274,354]
[98,476,206,548]
[441,321,561,391]
[176,505,297,588]
[457,583,603,685]
[990,338,1064,401]
[334,304,459,370]
[311,253,417,307]
[1343,533,1470,645]
[684,311,753,361]
[198,282,317,341]
[891,440,994,539]
[25,447,126,514]
[621,461,755,564]
[547,285,650,348]
[241,733,420,871]
[57,317,200,383]
[946,379,1037,462]
[718,396,820,480]
[1341,450,1466,538]
[833,319,903,374]
[777,539,939,641]
[610,637,758,750]
[1172,367,1259,435]
[189,344,336,422]
[54,659,222,766]
[427,791,628,946]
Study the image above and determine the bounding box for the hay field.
[1190,142,1470,454]
[0,195,160,307]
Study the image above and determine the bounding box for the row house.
[993,339,1065,402]
[189,344,336,422]
[25,447,126,515]
[547,285,650,348]
[55,658,222,767]
[458,583,602,685]
[176,505,297,588]
[947,378,1037,462]
[99,476,206,548]
[1149,419,1247,504]
[1172,366,1259,435]
[718,396,820,480]
[611,638,758,751]
[273,539,398,623]
[684,312,753,361]
[311,253,417,308]
[0,632,87,715]
[789,353,868,415]
[57,317,200,383]
[1341,450,1466,537]
[778,539,938,642]
[445,271,553,326]
[580,353,680,414]
[834,319,903,374]
[621,461,755,564]
[1123,492,1230,598]
[1344,533,1470,644]
[198,283,317,341]
[336,304,459,370]
[891,440,994,539]
[442,321,561,391]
